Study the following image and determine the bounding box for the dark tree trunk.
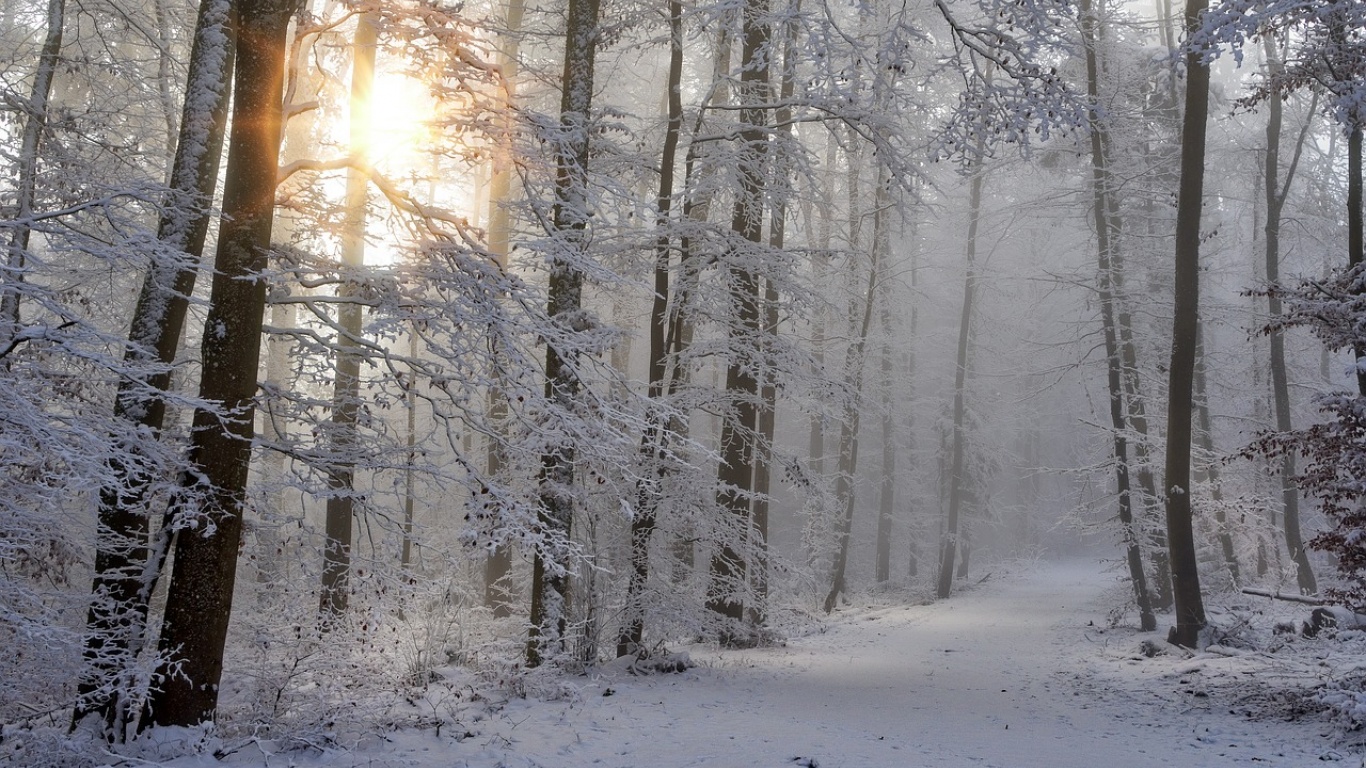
[144,0,295,727]
[1163,0,1211,648]
[1119,322,1172,610]
[526,0,601,667]
[74,0,234,738]
[706,0,769,645]
[1107,141,1172,608]
[747,5,798,626]
[1262,39,1316,595]
[617,0,684,657]
[750,280,777,625]
[1081,0,1155,631]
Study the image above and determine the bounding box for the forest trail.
[196,560,1355,768]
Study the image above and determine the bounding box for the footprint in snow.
[790,758,819,768]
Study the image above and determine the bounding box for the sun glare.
[338,67,445,267]
[364,71,434,169]
[334,59,478,268]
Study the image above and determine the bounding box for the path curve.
[403,560,1350,767]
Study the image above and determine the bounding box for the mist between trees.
[1,0,1365,751]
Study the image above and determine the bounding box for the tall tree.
[705,0,770,645]
[526,0,602,667]
[1260,37,1316,595]
[1081,0,1155,631]
[874,281,896,584]
[144,0,298,727]
[938,150,985,601]
[617,0,685,658]
[823,172,886,612]
[319,8,380,623]
[1350,122,1364,392]
[748,0,801,627]
[73,0,235,737]
[1162,0,1211,648]
[482,0,526,622]
[1,0,64,346]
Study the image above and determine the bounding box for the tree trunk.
[905,206,920,581]
[526,0,601,667]
[749,284,778,624]
[657,15,734,588]
[823,178,885,613]
[482,0,525,619]
[617,0,684,657]
[1081,0,1155,631]
[144,0,295,727]
[75,0,234,738]
[1262,39,1316,595]
[705,0,769,646]
[1163,0,1211,648]
[151,0,178,173]
[1193,324,1240,585]
[401,331,419,572]
[747,4,798,627]
[1,0,63,346]
[1116,310,1172,609]
[482,380,515,616]
[875,285,894,584]
[320,8,379,623]
[1350,123,1364,395]
[938,154,984,601]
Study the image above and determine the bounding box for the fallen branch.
[1241,587,1327,606]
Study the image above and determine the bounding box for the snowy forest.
[5,0,1366,763]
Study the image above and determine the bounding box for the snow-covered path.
[184,560,1358,767]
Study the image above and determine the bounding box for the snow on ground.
[133,560,1366,767]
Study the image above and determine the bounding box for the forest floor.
[115,560,1366,766]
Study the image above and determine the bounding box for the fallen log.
[1240,587,1327,606]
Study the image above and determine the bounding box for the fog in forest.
[3,0,1366,761]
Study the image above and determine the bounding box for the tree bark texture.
[1081,0,1155,631]
[705,0,769,645]
[1262,40,1315,595]
[144,0,295,727]
[527,0,601,667]
[75,0,234,738]
[747,6,798,626]
[1163,0,1210,648]
[618,0,684,657]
